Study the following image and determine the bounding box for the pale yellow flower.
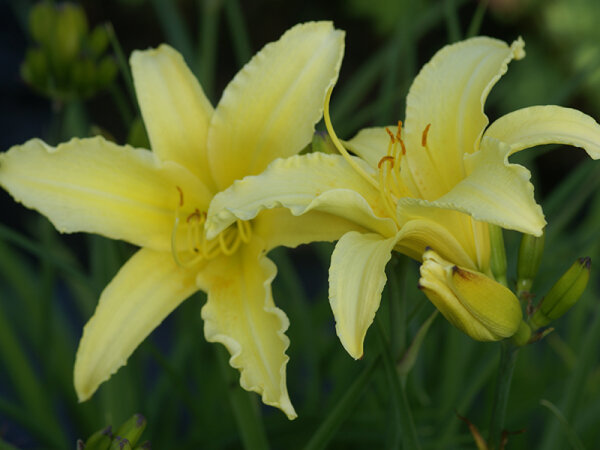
[0,22,348,418]
[206,37,600,358]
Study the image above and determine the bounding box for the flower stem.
[375,317,422,450]
[487,340,519,449]
[215,346,270,450]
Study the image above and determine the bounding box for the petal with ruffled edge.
[329,231,399,359]
[253,208,362,252]
[197,237,296,419]
[402,37,525,200]
[131,45,216,189]
[207,22,345,190]
[343,126,395,169]
[484,105,600,158]
[397,137,545,239]
[74,248,199,401]
[206,153,396,241]
[0,137,211,251]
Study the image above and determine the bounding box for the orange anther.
[378,155,395,169]
[186,208,201,223]
[396,120,403,141]
[176,186,184,206]
[385,127,396,143]
[421,123,431,147]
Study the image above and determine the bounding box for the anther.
[385,127,396,144]
[176,186,184,206]
[396,120,403,141]
[186,208,202,223]
[421,123,431,147]
[378,155,395,169]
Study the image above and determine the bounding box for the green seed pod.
[530,257,591,329]
[516,232,545,296]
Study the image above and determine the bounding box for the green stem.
[487,340,519,449]
[215,345,270,450]
[304,354,380,450]
[375,317,421,450]
[105,23,139,114]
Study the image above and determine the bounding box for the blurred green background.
[1,0,600,448]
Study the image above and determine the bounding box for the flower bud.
[113,414,146,447]
[511,320,532,346]
[84,425,113,450]
[419,250,522,341]
[489,224,507,286]
[516,232,545,296]
[530,257,591,329]
[29,2,57,45]
[311,130,337,154]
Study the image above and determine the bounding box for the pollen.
[378,155,394,169]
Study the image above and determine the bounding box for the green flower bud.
[516,232,545,296]
[88,26,110,58]
[530,257,591,329]
[84,425,113,450]
[29,1,56,45]
[96,56,118,87]
[419,250,522,341]
[113,414,146,447]
[53,3,88,64]
[109,437,133,450]
[21,48,48,88]
[488,224,507,286]
[511,320,532,346]
[310,130,337,154]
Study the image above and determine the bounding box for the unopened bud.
[54,3,88,63]
[516,232,545,296]
[419,250,522,341]
[530,257,591,329]
[310,131,337,154]
[84,425,112,450]
[109,436,133,450]
[511,320,532,346]
[489,225,507,286]
[113,414,146,447]
[88,26,109,58]
[29,2,56,45]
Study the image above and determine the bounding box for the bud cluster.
[77,413,150,450]
[21,1,117,101]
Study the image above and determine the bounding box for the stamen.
[324,88,379,189]
[378,155,395,169]
[421,123,431,147]
[385,127,396,143]
[176,186,184,206]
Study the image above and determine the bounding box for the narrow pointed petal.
[253,208,360,252]
[197,238,296,419]
[74,248,198,401]
[207,22,345,189]
[397,137,545,237]
[403,37,525,199]
[329,231,399,359]
[484,105,600,158]
[205,153,396,240]
[0,137,211,251]
[343,126,394,169]
[131,44,216,188]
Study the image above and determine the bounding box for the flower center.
[171,186,252,267]
[324,88,430,227]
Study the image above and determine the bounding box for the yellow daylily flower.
[0,22,350,419]
[206,37,600,358]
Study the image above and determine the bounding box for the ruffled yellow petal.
[329,231,399,359]
[74,248,199,401]
[207,21,345,189]
[205,153,395,240]
[0,137,211,251]
[397,137,545,237]
[253,208,361,252]
[343,126,394,169]
[197,238,296,419]
[419,250,522,340]
[484,105,600,158]
[131,44,216,189]
[402,37,525,200]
